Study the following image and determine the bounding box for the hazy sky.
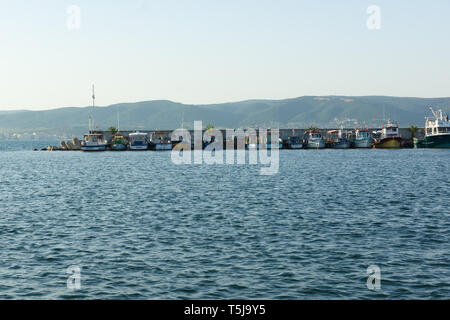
[1,0,449,110]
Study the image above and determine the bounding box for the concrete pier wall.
[102,128,424,142]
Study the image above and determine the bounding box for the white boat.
[81,132,107,151]
[353,129,374,148]
[304,130,325,149]
[81,85,107,152]
[128,132,149,150]
[150,133,172,151]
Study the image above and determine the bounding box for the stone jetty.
[43,137,82,151]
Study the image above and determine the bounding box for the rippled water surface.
[0,142,449,299]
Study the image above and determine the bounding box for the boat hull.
[418,134,450,148]
[265,143,283,150]
[373,137,402,149]
[326,140,351,149]
[305,140,325,149]
[152,143,173,151]
[81,145,107,152]
[289,143,303,149]
[111,144,127,151]
[129,144,148,151]
[353,138,373,148]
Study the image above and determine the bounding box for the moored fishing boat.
[325,129,351,149]
[81,85,107,152]
[111,134,127,151]
[352,128,374,148]
[154,140,173,150]
[286,136,303,149]
[110,105,127,151]
[373,120,402,149]
[418,107,450,148]
[304,130,325,149]
[81,132,107,151]
[128,132,149,150]
[149,134,172,151]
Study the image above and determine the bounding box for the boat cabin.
[129,132,148,145]
[289,136,303,143]
[305,131,322,140]
[356,129,370,139]
[381,121,400,138]
[326,130,347,142]
[83,132,106,144]
[425,108,450,136]
[112,133,127,144]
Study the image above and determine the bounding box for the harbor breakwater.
[42,127,424,151]
[104,128,423,142]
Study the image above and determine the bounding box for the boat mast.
[117,105,120,133]
[91,84,96,132]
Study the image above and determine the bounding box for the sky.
[1,0,449,110]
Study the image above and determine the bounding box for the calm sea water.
[0,141,448,299]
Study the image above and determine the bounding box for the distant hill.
[0,110,27,115]
[1,96,450,137]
